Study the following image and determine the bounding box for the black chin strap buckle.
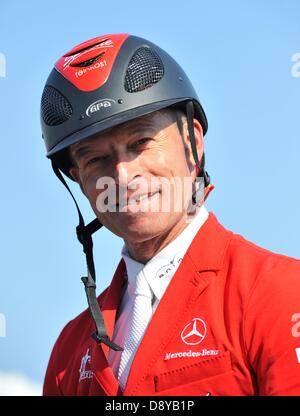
[92,333,124,351]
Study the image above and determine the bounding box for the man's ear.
[69,166,86,195]
[192,118,204,161]
[184,118,204,179]
[69,166,80,183]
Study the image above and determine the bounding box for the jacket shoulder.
[228,230,300,273]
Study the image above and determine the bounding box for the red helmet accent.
[55,34,129,92]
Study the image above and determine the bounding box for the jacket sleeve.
[43,320,74,396]
[43,340,61,396]
[244,256,300,395]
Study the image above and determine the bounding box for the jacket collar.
[186,212,233,272]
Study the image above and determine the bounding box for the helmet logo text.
[86,99,116,117]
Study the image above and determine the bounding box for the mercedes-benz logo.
[181,318,207,345]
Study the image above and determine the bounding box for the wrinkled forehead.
[70,108,177,153]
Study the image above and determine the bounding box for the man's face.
[69,109,204,244]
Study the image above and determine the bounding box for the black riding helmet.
[40,33,210,351]
[41,33,208,179]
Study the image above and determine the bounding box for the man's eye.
[130,137,151,148]
[86,156,109,166]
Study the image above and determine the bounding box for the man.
[41,34,300,396]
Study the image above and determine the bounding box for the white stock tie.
[118,271,153,391]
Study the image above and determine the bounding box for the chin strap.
[51,160,123,352]
[186,101,214,203]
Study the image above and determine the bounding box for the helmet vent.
[64,39,110,57]
[70,52,105,68]
[41,86,73,126]
[124,47,164,93]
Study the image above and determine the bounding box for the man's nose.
[112,156,141,188]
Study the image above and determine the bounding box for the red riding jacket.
[43,213,300,396]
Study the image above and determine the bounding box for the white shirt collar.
[121,205,209,302]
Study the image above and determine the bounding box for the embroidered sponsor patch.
[79,348,93,382]
[181,318,207,345]
[164,349,219,361]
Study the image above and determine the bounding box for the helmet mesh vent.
[124,47,164,93]
[41,86,73,126]
[70,52,105,68]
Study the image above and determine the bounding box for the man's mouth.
[117,190,160,209]
[128,190,160,204]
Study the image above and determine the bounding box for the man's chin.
[109,211,173,242]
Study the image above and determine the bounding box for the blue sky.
[0,0,299,393]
